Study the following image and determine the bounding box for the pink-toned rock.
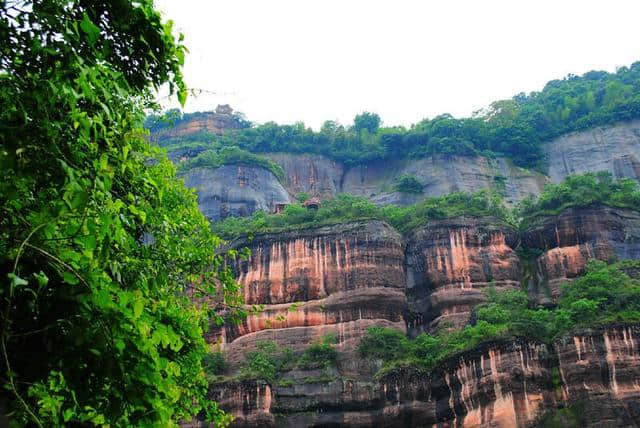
[524,206,640,300]
[219,220,406,363]
[405,217,520,332]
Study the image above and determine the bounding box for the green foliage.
[357,327,409,361]
[0,1,241,426]
[380,190,509,233]
[298,334,338,369]
[203,352,226,382]
[394,174,424,194]
[240,342,279,383]
[176,146,285,181]
[538,402,586,428]
[150,62,640,169]
[360,260,640,378]
[295,192,311,203]
[237,336,337,383]
[212,191,508,239]
[353,112,381,134]
[517,171,640,227]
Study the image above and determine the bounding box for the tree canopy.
[151,62,640,169]
[1,1,241,425]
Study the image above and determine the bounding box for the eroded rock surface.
[164,120,640,223]
[182,166,291,222]
[405,217,520,333]
[523,206,640,299]
[544,120,640,183]
[206,325,640,428]
[220,221,406,363]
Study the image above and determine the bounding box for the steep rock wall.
[343,155,545,206]
[544,120,640,183]
[221,221,406,362]
[523,206,640,300]
[208,325,640,428]
[168,120,640,222]
[552,324,640,427]
[264,153,344,199]
[182,166,291,222]
[405,217,520,333]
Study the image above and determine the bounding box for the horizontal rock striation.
[221,221,406,362]
[209,325,640,428]
[523,206,640,300]
[405,217,521,333]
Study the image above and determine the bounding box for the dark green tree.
[353,112,381,134]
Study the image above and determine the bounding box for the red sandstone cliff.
[523,206,640,300]
[199,207,640,427]
[219,220,406,364]
[206,325,640,428]
[405,217,521,332]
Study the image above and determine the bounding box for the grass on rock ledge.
[359,260,640,379]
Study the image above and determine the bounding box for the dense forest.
[149,63,640,169]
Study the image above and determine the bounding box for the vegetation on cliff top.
[211,191,509,238]
[151,62,640,169]
[176,146,286,181]
[518,171,640,226]
[0,1,241,426]
[360,260,640,378]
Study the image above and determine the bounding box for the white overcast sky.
[155,0,640,130]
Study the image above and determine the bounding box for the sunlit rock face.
[523,206,640,300]
[405,217,521,333]
[220,221,406,363]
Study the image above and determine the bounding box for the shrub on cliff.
[212,191,509,238]
[517,171,640,225]
[176,146,286,181]
[298,334,338,369]
[394,174,424,194]
[361,260,640,379]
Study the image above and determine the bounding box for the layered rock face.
[405,217,520,332]
[182,166,291,222]
[220,221,406,363]
[544,119,640,183]
[343,155,546,206]
[164,120,640,222]
[524,206,640,299]
[208,326,640,428]
[553,324,640,427]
